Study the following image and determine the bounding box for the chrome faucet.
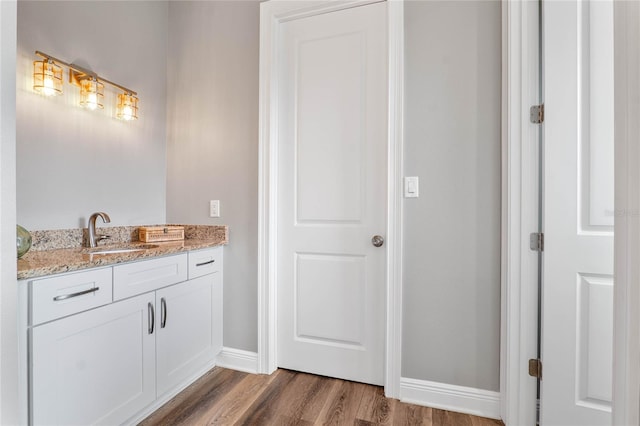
[87,212,111,248]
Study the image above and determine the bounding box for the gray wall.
[16,1,168,230]
[402,1,502,391]
[166,1,260,352]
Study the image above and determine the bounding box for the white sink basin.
[84,244,159,255]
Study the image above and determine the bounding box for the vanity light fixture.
[33,51,139,120]
[33,59,63,97]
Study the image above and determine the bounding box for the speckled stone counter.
[18,225,228,280]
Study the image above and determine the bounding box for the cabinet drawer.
[31,268,113,326]
[188,247,222,279]
[113,254,187,301]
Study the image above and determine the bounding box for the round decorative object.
[16,225,32,259]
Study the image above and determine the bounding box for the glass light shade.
[79,78,104,110]
[116,93,139,121]
[33,60,63,96]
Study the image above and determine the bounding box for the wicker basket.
[138,226,185,243]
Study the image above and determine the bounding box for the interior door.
[541,0,614,424]
[276,2,387,385]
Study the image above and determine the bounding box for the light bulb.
[122,105,133,120]
[87,93,98,110]
[42,75,55,97]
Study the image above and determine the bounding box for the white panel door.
[31,293,156,426]
[277,2,387,385]
[542,1,614,424]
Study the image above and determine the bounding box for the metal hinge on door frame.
[529,358,542,379]
[530,104,544,124]
[530,232,544,252]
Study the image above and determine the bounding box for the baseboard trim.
[216,347,259,374]
[399,377,501,420]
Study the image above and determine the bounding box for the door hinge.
[529,358,542,379]
[530,104,544,124]
[530,232,544,252]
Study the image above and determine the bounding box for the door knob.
[371,235,384,247]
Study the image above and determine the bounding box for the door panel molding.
[257,0,404,398]
[576,274,614,410]
[578,0,615,234]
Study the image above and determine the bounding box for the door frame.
[612,2,640,425]
[0,1,20,424]
[500,0,541,424]
[257,0,405,398]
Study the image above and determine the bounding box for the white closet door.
[541,0,614,424]
[277,1,388,385]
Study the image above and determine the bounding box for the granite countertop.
[17,225,228,280]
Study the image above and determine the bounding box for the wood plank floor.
[139,368,504,426]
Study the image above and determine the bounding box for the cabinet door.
[156,273,222,397]
[31,293,156,426]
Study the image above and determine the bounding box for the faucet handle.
[97,234,111,242]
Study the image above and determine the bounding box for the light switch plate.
[404,177,419,198]
[209,200,220,217]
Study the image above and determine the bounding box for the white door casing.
[500,0,541,423]
[541,0,614,424]
[612,1,640,424]
[276,1,387,385]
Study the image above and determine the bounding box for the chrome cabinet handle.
[161,297,167,328]
[148,302,155,334]
[371,235,384,247]
[195,259,215,267]
[53,287,100,301]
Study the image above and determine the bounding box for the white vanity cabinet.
[21,246,224,426]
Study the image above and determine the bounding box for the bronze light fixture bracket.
[35,51,137,96]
